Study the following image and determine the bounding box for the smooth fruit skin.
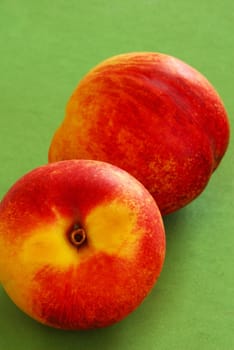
[0,160,165,330]
[48,52,230,215]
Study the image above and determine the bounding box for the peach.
[48,52,230,215]
[0,159,165,329]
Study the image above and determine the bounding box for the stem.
[69,225,87,247]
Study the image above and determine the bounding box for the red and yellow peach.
[0,159,165,329]
[49,52,230,214]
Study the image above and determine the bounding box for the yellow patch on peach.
[0,219,74,290]
[85,200,140,258]
[0,199,142,288]
[19,223,76,268]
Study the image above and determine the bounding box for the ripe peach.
[0,160,165,330]
[48,52,230,215]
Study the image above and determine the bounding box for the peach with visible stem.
[0,159,165,330]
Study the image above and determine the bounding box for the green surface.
[0,1,233,349]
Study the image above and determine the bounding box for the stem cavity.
[69,224,87,248]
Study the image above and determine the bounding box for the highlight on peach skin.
[49,52,230,215]
[0,159,165,330]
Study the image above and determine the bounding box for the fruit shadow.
[0,208,190,350]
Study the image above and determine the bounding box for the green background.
[0,1,233,349]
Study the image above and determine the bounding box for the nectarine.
[0,160,165,329]
[48,52,230,214]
